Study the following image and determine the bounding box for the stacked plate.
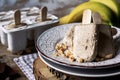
[36,23,120,78]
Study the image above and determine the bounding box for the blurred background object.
[0,0,88,17]
[0,0,120,17]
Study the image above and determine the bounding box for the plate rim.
[39,53,120,77]
[36,23,120,69]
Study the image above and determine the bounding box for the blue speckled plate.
[36,23,120,69]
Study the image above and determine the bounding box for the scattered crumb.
[54,43,114,63]
[64,50,72,58]
[100,58,104,61]
[69,55,75,62]
[104,53,113,59]
[53,52,59,58]
[55,43,67,51]
[77,58,84,63]
[95,57,101,62]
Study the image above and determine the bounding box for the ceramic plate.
[36,23,120,69]
[39,54,120,77]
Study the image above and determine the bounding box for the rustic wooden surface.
[33,58,85,80]
[33,58,58,80]
[33,57,120,80]
[0,42,36,80]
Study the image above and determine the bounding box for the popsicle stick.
[14,10,21,25]
[82,9,92,24]
[92,12,102,24]
[40,6,47,21]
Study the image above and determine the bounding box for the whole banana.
[60,1,118,27]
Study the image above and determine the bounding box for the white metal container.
[1,13,58,52]
[0,21,12,46]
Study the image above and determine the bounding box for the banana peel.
[59,15,69,24]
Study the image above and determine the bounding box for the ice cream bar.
[73,9,98,62]
[73,23,98,62]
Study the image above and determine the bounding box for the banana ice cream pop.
[73,9,98,62]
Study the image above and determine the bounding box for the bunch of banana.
[60,0,120,27]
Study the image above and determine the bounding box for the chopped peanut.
[95,57,101,62]
[55,43,68,57]
[55,43,67,51]
[57,49,64,55]
[104,54,113,59]
[69,55,75,62]
[53,52,59,57]
[77,58,84,63]
[100,58,104,61]
[65,50,72,57]
[54,42,115,63]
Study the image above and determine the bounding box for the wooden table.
[0,42,36,80]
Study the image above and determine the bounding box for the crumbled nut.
[55,43,67,51]
[69,58,74,62]
[53,52,59,57]
[69,55,75,62]
[69,57,75,62]
[57,50,64,55]
[61,53,66,57]
[55,43,67,56]
[61,43,67,50]
[95,57,106,62]
[55,44,60,50]
[95,57,101,62]
[77,58,84,63]
[64,50,72,57]
[69,55,74,59]
[101,58,105,61]
[104,54,113,59]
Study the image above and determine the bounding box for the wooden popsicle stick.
[82,9,92,24]
[14,10,21,25]
[40,6,47,21]
[92,12,102,24]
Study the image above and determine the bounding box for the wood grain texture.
[14,10,21,25]
[33,58,58,80]
[41,7,47,21]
